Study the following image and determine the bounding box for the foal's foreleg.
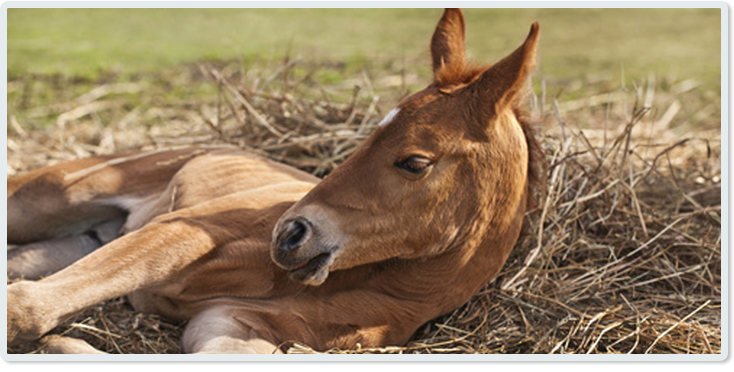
[7,218,217,346]
[34,306,285,354]
[182,305,283,354]
[39,336,108,354]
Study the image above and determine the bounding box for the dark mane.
[434,62,487,90]
[515,107,546,227]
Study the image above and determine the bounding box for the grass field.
[6,7,722,355]
[7,8,722,87]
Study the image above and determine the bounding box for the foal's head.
[272,9,540,286]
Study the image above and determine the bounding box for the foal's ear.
[431,9,467,80]
[473,22,540,111]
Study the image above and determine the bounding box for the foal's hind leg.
[7,148,207,245]
[8,218,124,279]
[7,148,211,279]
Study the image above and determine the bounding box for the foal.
[7,9,541,353]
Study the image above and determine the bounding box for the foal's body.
[8,9,541,354]
[10,147,523,353]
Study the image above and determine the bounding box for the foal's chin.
[285,252,335,286]
[270,253,336,286]
[291,266,330,286]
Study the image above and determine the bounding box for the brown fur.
[7,9,542,354]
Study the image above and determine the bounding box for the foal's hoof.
[7,281,45,347]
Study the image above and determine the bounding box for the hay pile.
[7,59,721,355]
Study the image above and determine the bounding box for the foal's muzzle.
[276,217,312,253]
[272,216,334,285]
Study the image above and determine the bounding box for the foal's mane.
[434,61,486,90]
[515,107,545,214]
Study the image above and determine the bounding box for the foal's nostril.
[278,218,312,252]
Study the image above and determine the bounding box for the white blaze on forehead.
[378,108,400,127]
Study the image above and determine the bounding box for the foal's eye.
[395,156,433,174]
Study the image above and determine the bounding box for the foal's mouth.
[287,252,334,284]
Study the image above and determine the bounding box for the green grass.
[7,8,722,90]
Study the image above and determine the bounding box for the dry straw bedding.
[7,60,721,354]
